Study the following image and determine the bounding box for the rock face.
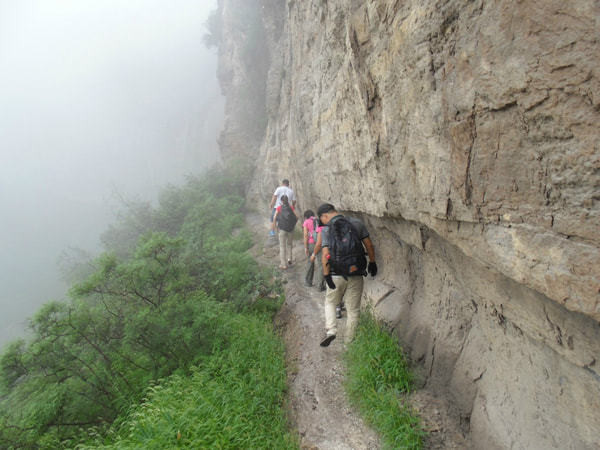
[216,0,600,448]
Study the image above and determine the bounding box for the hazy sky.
[0,0,224,345]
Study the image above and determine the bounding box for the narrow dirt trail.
[247,213,380,449]
[248,213,470,449]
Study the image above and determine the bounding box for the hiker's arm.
[363,237,376,262]
[269,195,277,209]
[363,236,378,277]
[322,246,336,289]
[310,232,322,262]
[303,226,309,256]
[322,247,330,275]
[271,211,279,231]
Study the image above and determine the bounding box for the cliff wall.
[217,1,600,448]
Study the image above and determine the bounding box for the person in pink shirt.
[302,210,325,290]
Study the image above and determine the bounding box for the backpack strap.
[329,214,344,225]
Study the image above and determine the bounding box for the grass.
[81,313,298,449]
[344,311,424,450]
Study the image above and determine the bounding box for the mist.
[0,0,224,346]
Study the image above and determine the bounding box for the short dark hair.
[282,179,289,186]
[317,203,336,217]
[281,195,289,205]
[304,209,315,219]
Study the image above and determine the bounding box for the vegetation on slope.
[0,163,296,449]
[345,312,424,449]
[80,313,295,449]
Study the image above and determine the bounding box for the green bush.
[80,314,296,449]
[344,312,424,450]
[0,164,290,448]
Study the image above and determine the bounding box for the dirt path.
[248,213,470,449]
[248,213,379,449]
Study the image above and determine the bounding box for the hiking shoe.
[335,306,342,319]
[269,230,276,236]
[287,259,292,266]
[320,334,336,347]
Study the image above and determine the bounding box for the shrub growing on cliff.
[78,314,296,449]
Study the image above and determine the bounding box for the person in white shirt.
[269,179,296,235]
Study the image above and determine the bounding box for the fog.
[0,0,224,346]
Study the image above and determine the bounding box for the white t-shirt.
[273,186,295,208]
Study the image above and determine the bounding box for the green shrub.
[0,164,289,448]
[80,314,296,449]
[344,312,424,449]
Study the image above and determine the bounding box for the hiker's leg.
[282,231,289,263]
[315,252,324,289]
[324,276,347,336]
[278,230,287,267]
[344,276,364,343]
[269,209,277,235]
[286,231,293,263]
[305,243,315,285]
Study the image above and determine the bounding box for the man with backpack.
[269,179,296,236]
[271,195,298,269]
[316,203,377,347]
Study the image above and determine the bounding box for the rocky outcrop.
[215,0,270,162]
[216,0,600,448]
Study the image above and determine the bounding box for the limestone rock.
[216,0,600,448]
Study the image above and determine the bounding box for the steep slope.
[215,1,600,448]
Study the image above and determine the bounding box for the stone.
[216,0,600,447]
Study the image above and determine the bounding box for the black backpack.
[328,216,367,277]
[278,204,297,232]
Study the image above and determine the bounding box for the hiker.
[303,210,325,290]
[312,226,345,318]
[269,179,296,235]
[316,203,377,347]
[271,195,298,269]
[311,223,344,314]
